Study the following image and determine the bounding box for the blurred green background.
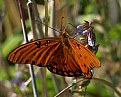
[0,0,121,97]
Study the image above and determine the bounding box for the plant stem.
[54,79,87,97]
[27,0,38,39]
[44,0,48,38]
[17,0,38,97]
[32,0,44,38]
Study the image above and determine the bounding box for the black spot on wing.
[35,41,41,48]
[84,64,86,67]
[77,43,81,49]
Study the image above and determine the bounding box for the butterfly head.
[61,32,70,38]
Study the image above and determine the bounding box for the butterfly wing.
[47,38,100,78]
[8,38,61,66]
[8,35,100,78]
[47,43,83,77]
[68,38,100,78]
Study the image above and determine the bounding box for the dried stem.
[44,0,48,38]
[32,0,44,38]
[17,0,38,97]
[51,74,60,93]
[49,0,56,36]
[38,1,49,97]
[27,0,38,39]
[49,0,60,93]
[54,78,88,97]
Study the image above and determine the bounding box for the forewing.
[68,38,100,78]
[8,38,61,66]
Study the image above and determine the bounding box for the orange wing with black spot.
[47,38,100,78]
[8,38,61,67]
[47,44,83,77]
[69,38,100,78]
[8,35,100,78]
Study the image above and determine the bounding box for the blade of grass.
[17,0,38,97]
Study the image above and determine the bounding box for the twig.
[38,1,49,97]
[27,0,38,39]
[49,0,56,36]
[51,74,60,93]
[44,0,48,38]
[49,0,60,93]
[32,0,44,38]
[17,0,38,97]
[54,78,88,97]
[24,68,41,86]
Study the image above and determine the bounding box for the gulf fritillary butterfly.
[8,26,100,79]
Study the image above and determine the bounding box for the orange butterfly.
[8,30,100,79]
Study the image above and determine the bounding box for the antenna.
[68,23,76,28]
[35,19,60,33]
[60,17,64,31]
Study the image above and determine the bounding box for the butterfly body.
[8,31,100,78]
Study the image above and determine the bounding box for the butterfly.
[8,29,100,79]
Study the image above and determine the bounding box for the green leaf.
[2,34,23,58]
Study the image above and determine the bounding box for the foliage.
[0,0,121,97]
